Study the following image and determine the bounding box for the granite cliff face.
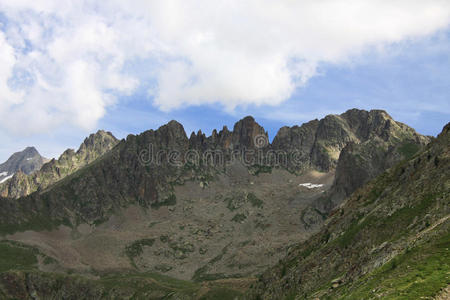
[0,147,47,184]
[249,122,449,299]
[0,130,119,199]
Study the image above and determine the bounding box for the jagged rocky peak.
[155,120,188,149]
[272,119,319,150]
[189,129,209,151]
[314,114,357,144]
[188,116,267,150]
[165,120,186,132]
[274,108,418,147]
[0,146,47,184]
[127,120,190,155]
[54,130,119,165]
[20,146,40,157]
[77,130,119,161]
[80,130,117,149]
[341,108,377,136]
[270,108,430,172]
[156,120,187,139]
[216,125,232,148]
[231,116,268,148]
[341,108,427,143]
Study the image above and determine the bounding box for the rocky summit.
[0,109,446,300]
[0,147,47,184]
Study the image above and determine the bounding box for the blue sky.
[0,1,449,161]
[99,31,450,140]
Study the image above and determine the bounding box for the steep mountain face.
[272,109,430,219]
[273,109,429,173]
[0,130,119,199]
[0,109,432,294]
[272,119,319,166]
[0,147,47,184]
[249,122,449,299]
[326,109,430,205]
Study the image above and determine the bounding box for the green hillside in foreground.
[0,240,250,299]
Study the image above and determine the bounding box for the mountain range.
[0,130,118,199]
[0,108,447,299]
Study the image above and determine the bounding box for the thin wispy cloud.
[0,0,449,136]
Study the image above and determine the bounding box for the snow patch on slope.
[299,183,324,189]
[0,173,14,184]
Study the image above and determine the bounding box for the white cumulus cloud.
[0,0,449,133]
